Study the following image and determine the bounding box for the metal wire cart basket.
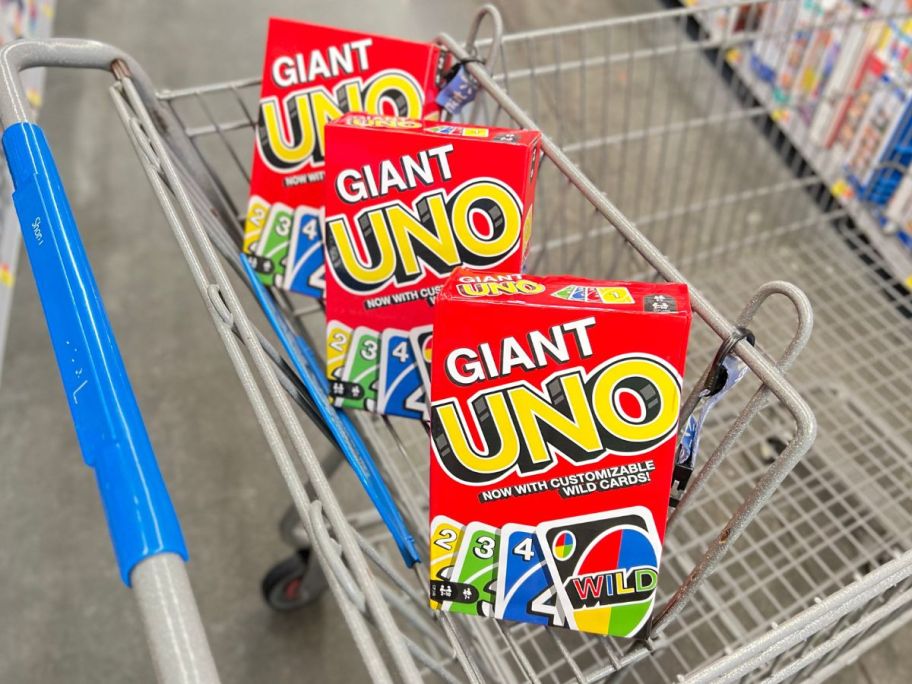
[3,1,912,682]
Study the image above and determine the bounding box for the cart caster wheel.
[261,549,328,612]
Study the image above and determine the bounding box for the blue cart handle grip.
[2,122,187,585]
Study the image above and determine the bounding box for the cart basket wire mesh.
[3,2,912,682]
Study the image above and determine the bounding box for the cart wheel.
[261,549,328,612]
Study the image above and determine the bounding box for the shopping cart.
[3,1,911,682]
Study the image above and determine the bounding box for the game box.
[322,114,541,418]
[428,270,691,637]
[242,19,446,296]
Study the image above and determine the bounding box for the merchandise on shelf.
[242,18,447,298]
[751,2,888,126]
[687,0,764,41]
[321,114,541,418]
[827,20,912,149]
[792,0,859,123]
[750,0,801,84]
[734,1,912,277]
[808,6,879,147]
[829,21,912,206]
[748,0,857,118]
[883,171,912,247]
[877,16,912,76]
[771,0,834,106]
[428,270,691,637]
[843,69,912,205]
[830,50,887,155]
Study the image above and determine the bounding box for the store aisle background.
[0,1,904,681]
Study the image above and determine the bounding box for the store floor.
[0,0,908,682]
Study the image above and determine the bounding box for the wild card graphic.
[323,114,542,417]
[552,284,635,305]
[244,18,446,296]
[537,509,660,637]
[428,269,691,637]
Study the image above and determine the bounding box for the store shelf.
[680,0,912,291]
[731,49,912,287]
[0,1,56,386]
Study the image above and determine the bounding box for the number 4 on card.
[495,523,565,627]
[378,328,426,419]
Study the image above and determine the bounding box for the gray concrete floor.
[0,0,908,681]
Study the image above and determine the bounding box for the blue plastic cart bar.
[0,39,218,683]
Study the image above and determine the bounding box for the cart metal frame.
[3,2,910,682]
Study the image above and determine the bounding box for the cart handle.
[0,40,186,585]
[0,38,160,127]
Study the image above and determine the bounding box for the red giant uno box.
[322,114,542,419]
[242,18,446,297]
[428,270,691,638]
